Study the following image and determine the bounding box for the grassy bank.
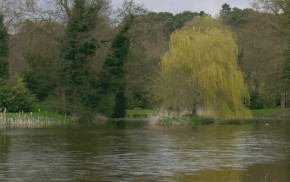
[153,115,215,125]
[252,108,290,118]
[137,109,216,125]
[126,108,290,126]
[4,107,285,128]
[0,109,77,128]
[3,111,75,122]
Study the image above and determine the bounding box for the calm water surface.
[0,119,290,182]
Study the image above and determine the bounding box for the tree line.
[0,0,288,121]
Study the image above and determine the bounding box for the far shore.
[0,108,289,128]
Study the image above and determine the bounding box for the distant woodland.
[0,0,289,120]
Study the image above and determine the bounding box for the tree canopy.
[59,0,99,118]
[151,11,206,32]
[98,16,133,118]
[157,16,252,120]
[220,3,251,26]
[0,0,288,120]
[0,14,9,80]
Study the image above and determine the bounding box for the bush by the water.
[0,78,35,112]
[148,109,215,125]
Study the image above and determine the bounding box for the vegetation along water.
[0,0,289,181]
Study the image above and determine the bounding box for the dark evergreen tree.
[220,4,251,27]
[151,12,175,32]
[220,3,231,15]
[59,0,99,118]
[151,11,205,33]
[0,14,9,80]
[23,51,57,101]
[174,11,202,29]
[99,16,133,118]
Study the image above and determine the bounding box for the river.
[0,119,289,182]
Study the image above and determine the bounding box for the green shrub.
[157,115,184,125]
[187,117,215,124]
[0,78,35,112]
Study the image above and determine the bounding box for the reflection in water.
[0,134,10,180]
[0,120,289,182]
[174,168,244,182]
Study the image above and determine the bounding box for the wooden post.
[286,93,288,108]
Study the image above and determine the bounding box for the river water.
[0,119,289,182]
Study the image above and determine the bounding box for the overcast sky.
[111,0,252,16]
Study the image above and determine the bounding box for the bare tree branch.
[58,0,71,18]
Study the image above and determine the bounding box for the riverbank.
[125,108,290,125]
[1,108,288,128]
[126,109,215,125]
[127,108,290,118]
[0,109,77,128]
[252,108,290,119]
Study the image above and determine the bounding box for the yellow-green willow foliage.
[158,17,252,120]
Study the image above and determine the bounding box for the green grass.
[160,116,215,125]
[33,104,78,122]
[252,108,290,118]
[3,112,71,121]
[0,108,77,129]
[187,116,215,124]
[155,115,215,126]
[6,112,74,121]
[127,108,290,124]
[126,109,215,125]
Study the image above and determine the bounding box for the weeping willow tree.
[157,16,252,120]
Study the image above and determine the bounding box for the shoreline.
[1,108,288,129]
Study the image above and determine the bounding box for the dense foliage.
[58,0,99,119]
[151,11,206,32]
[157,16,252,120]
[0,78,35,112]
[220,3,251,26]
[98,16,132,118]
[23,51,57,101]
[0,0,288,120]
[224,6,289,108]
[0,14,9,80]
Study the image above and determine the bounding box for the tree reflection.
[173,168,243,182]
[0,133,11,178]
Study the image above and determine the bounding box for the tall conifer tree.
[0,14,9,80]
[60,0,98,117]
[99,16,133,118]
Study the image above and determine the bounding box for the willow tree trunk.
[191,105,197,117]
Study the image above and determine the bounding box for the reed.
[148,108,215,125]
[0,108,73,129]
[148,108,188,125]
